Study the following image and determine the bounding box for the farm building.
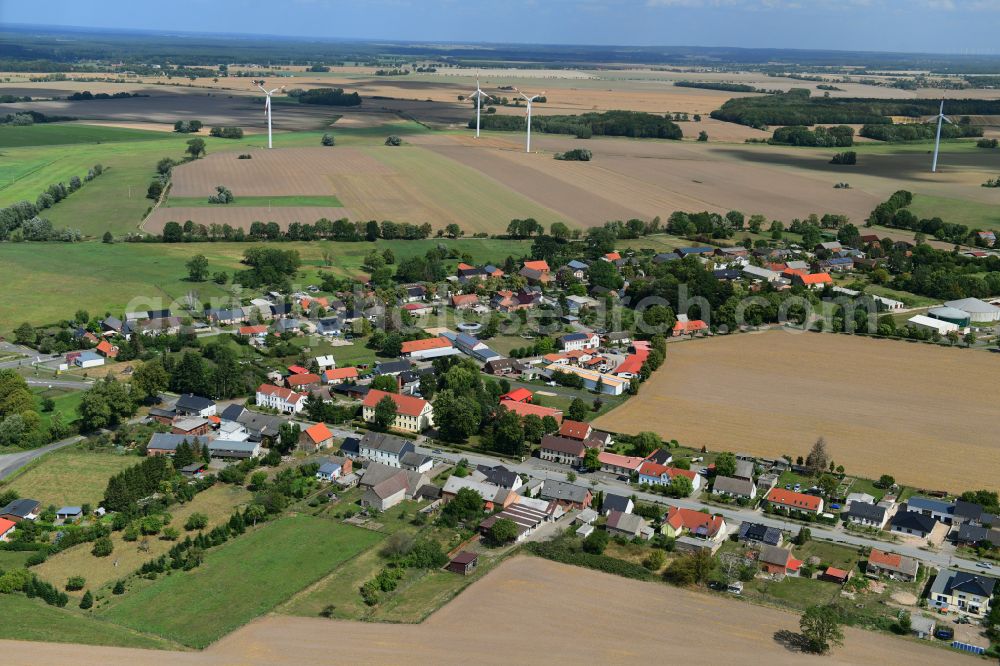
[400,336,457,360]
[907,314,959,336]
[927,306,971,327]
[74,351,104,368]
[447,551,479,575]
[943,298,1000,323]
[543,364,627,395]
[499,399,563,423]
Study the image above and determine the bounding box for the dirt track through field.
[595,332,1000,491]
[0,556,963,665]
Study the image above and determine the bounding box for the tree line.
[157,217,434,244]
[290,87,362,107]
[476,110,683,140]
[859,122,982,142]
[0,164,102,241]
[770,125,854,147]
[712,89,1000,129]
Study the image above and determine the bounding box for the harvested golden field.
[0,557,963,665]
[595,332,1000,491]
[143,206,353,232]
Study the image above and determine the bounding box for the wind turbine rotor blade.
[942,116,954,124]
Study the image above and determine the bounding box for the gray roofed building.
[219,404,246,423]
[399,451,433,472]
[475,464,522,489]
[845,501,888,528]
[175,394,216,416]
[606,510,649,539]
[712,476,756,499]
[738,521,782,546]
[0,498,41,521]
[539,480,591,507]
[734,460,755,481]
[601,493,634,515]
[207,439,261,459]
[890,509,937,537]
[146,432,208,453]
[373,359,412,376]
[236,410,285,441]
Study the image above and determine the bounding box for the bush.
[91,536,113,557]
[582,529,609,555]
[526,540,652,581]
[385,135,402,146]
[113,580,125,595]
[185,513,209,531]
[65,576,86,591]
[209,126,244,139]
[321,133,335,146]
[79,590,93,609]
[830,151,857,165]
[554,148,592,161]
[977,138,998,148]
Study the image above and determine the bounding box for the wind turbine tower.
[931,100,952,173]
[515,88,546,153]
[252,80,285,149]
[468,76,494,139]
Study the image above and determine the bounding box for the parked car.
[976,561,993,569]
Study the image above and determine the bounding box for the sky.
[4,0,1000,54]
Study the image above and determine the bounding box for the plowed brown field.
[595,332,1000,491]
[0,557,963,665]
[169,147,390,197]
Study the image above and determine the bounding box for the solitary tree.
[487,518,519,546]
[79,590,94,610]
[799,604,844,654]
[805,437,830,476]
[186,137,206,158]
[186,254,209,281]
[714,452,737,478]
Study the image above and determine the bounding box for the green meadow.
[100,516,380,648]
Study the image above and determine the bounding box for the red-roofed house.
[637,461,703,491]
[792,272,834,289]
[500,388,533,403]
[603,251,622,262]
[662,506,727,541]
[765,488,824,515]
[402,302,433,317]
[0,517,15,542]
[362,389,434,432]
[256,384,306,414]
[288,365,310,375]
[451,294,480,309]
[522,260,550,273]
[559,419,592,441]
[821,567,852,585]
[597,452,645,476]
[866,548,918,581]
[400,336,454,359]
[96,339,119,359]
[323,367,359,385]
[300,422,335,452]
[672,318,708,337]
[500,400,563,423]
[239,325,268,340]
[286,373,321,390]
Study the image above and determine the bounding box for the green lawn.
[0,123,170,148]
[0,594,178,650]
[908,193,1000,231]
[1,444,140,508]
[32,386,84,431]
[0,549,34,570]
[99,515,380,647]
[163,195,344,208]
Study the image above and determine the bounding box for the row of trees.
[770,125,854,147]
[477,110,683,140]
[0,165,102,241]
[859,122,982,142]
[159,217,434,244]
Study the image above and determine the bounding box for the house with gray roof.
[539,480,592,509]
[845,500,890,529]
[606,510,651,540]
[712,476,756,500]
[930,569,997,618]
[890,508,938,538]
[737,521,783,547]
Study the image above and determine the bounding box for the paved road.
[0,435,85,482]
[413,443,986,574]
[25,378,94,390]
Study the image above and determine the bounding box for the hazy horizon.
[4,0,1000,55]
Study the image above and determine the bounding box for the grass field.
[162,195,344,208]
[0,123,169,148]
[1,444,139,508]
[31,386,84,430]
[595,331,1000,491]
[34,484,252,596]
[908,192,1000,231]
[0,594,178,650]
[100,516,380,647]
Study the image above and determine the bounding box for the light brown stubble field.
[594,331,1000,491]
[0,556,966,665]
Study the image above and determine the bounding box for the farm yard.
[0,557,971,665]
[595,331,1000,491]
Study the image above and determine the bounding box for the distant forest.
[4,26,1000,73]
[475,111,683,140]
[712,90,1000,128]
[674,81,760,93]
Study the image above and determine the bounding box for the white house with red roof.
[661,506,726,541]
[597,452,645,476]
[637,461,702,491]
[362,389,434,432]
[256,383,307,414]
[0,517,16,542]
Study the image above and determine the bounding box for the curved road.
[0,434,85,482]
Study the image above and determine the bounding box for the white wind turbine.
[252,80,285,149]
[931,100,953,173]
[514,87,546,153]
[467,76,494,139]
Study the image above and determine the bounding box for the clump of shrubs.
[208,185,234,204]
[830,151,857,165]
[555,148,592,161]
